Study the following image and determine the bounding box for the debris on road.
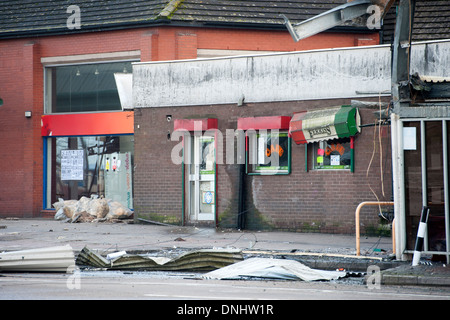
[76,246,243,272]
[0,245,75,273]
[53,196,133,223]
[202,257,347,281]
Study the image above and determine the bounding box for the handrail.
[356,201,394,256]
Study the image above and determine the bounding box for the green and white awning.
[289,106,360,144]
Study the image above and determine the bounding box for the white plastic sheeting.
[203,258,347,281]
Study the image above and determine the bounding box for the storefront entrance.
[174,118,218,225]
[187,134,216,222]
[45,135,133,209]
[41,111,134,211]
[403,120,450,263]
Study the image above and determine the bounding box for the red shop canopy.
[41,111,134,137]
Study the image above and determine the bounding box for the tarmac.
[1,217,449,287]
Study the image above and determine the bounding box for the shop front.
[40,59,135,213]
[41,111,134,211]
[289,105,361,172]
[400,119,450,263]
[132,46,393,233]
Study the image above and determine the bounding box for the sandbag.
[54,207,68,220]
[52,199,77,219]
[106,200,133,219]
[53,197,132,222]
[86,198,109,218]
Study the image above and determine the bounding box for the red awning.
[174,118,218,131]
[41,111,134,137]
[237,116,291,131]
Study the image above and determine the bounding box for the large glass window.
[45,61,133,113]
[313,138,352,170]
[46,135,134,209]
[247,130,291,175]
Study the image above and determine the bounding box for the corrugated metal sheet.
[76,246,243,272]
[420,75,450,83]
[0,245,75,273]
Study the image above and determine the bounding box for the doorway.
[403,120,450,262]
[186,134,216,222]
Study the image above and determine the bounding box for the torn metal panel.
[282,0,373,42]
[76,247,243,272]
[0,245,75,273]
[202,258,347,281]
[410,73,450,102]
[398,104,450,118]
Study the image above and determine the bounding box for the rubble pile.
[53,196,133,223]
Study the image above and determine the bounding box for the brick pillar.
[22,42,43,217]
[140,32,159,62]
[176,32,198,60]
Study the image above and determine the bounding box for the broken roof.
[382,0,450,43]
[0,0,352,39]
[171,0,350,26]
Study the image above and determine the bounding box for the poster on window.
[330,155,340,166]
[61,149,84,181]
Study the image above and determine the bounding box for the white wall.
[132,40,450,108]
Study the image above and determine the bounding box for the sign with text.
[61,149,84,181]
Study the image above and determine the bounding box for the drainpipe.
[237,130,246,230]
[237,164,245,230]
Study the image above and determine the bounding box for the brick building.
[133,45,394,234]
[130,1,450,235]
[0,0,380,219]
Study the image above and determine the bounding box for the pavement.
[1,217,449,287]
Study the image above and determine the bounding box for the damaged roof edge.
[158,0,184,20]
[0,19,371,40]
[0,19,172,40]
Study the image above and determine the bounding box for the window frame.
[44,59,137,114]
[43,134,134,210]
[311,136,355,172]
[246,129,292,175]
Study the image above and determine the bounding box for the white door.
[188,135,215,221]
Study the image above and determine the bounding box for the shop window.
[45,61,133,113]
[313,138,352,170]
[45,135,134,209]
[247,130,291,175]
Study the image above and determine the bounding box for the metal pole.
[421,120,428,251]
[412,206,429,266]
[397,119,407,260]
[442,120,450,264]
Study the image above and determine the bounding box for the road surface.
[1,270,449,301]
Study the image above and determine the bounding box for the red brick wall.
[195,28,379,52]
[134,98,392,234]
[0,25,379,218]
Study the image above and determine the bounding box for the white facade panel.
[133,40,450,108]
